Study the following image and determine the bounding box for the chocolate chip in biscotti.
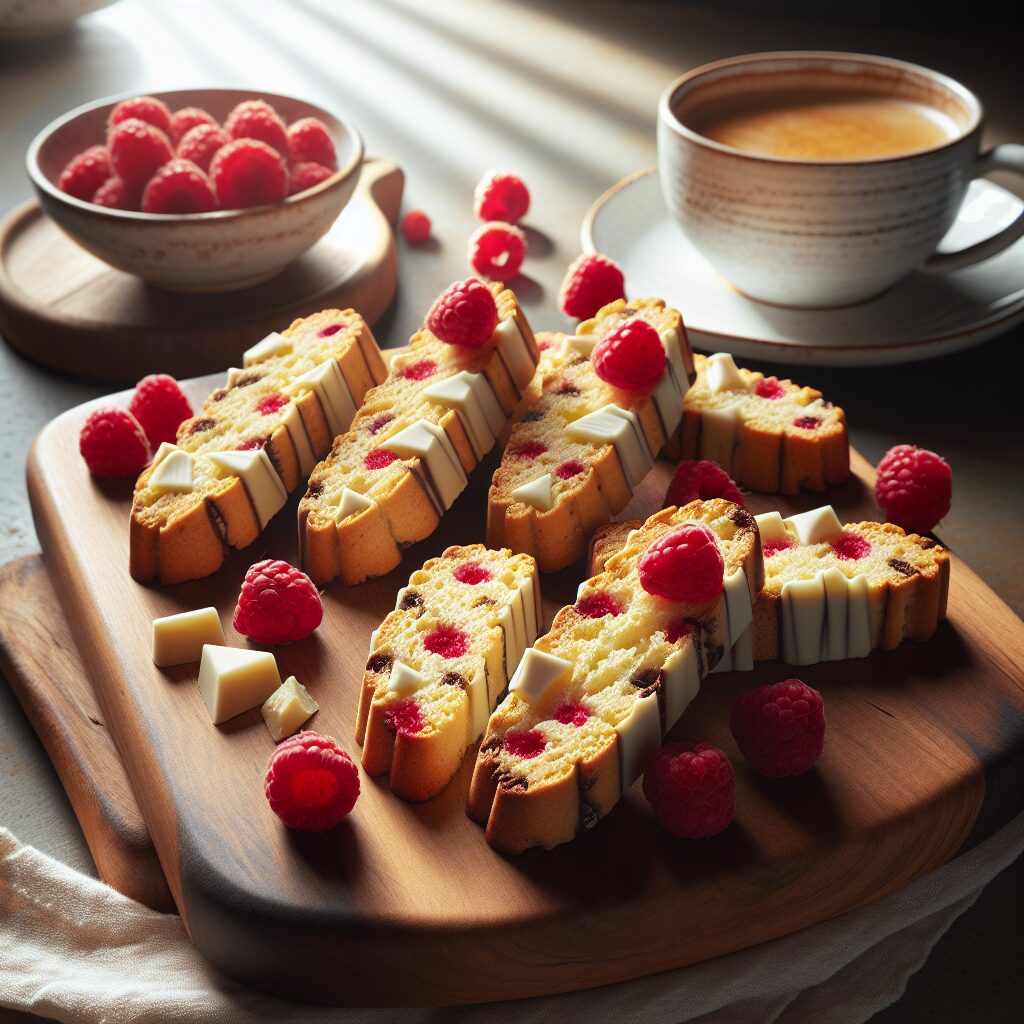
[367,653,392,674]
[188,417,217,435]
[441,671,467,689]
[399,590,423,611]
[630,667,662,699]
[888,558,919,577]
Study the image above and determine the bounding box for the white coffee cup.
[657,51,1024,308]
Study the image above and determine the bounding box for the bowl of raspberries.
[27,88,363,292]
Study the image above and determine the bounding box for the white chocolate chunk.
[566,333,598,357]
[285,360,356,438]
[698,401,739,472]
[152,607,224,668]
[820,566,850,662]
[499,600,527,682]
[243,331,291,367]
[466,664,490,742]
[197,645,281,725]
[336,486,375,522]
[784,505,843,546]
[512,473,554,512]
[660,328,690,393]
[651,361,684,438]
[846,575,872,659]
[150,441,179,468]
[755,510,791,544]
[261,676,319,741]
[721,568,753,647]
[492,317,535,392]
[206,449,287,528]
[279,401,316,477]
[566,404,653,488]
[781,576,827,666]
[520,574,541,641]
[148,449,193,494]
[225,367,245,387]
[422,371,503,459]
[509,648,571,704]
[705,352,747,394]
[387,660,425,696]
[731,625,754,671]
[663,641,700,728]
[615,691,662,791]
[387,419,467,510]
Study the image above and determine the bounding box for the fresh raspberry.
[556,459,587,479]
[141,159,217,214]
[474,170,530,223]
[169,106,217,145]
[78,408,150,477]
[503,729,546,759]
[426,278,498,348]
[58,146,112,201]
[400,209,431,244]
[639,523,724,603]
[364,448,398,470]
[176,123,227,173]
[756,377,786,400]
[509,440,547,459]
[423,625,469,659]
[830,532,871,560]
[875,444,952,534]
[664,460,744,509]
[399,359,437,381]
[128,374,194,447]
[209,139,288,209]
[453,562,492,585]
[729,678,825,777]
[108,119,173,190]
[591,319,666,391]
[233,559,323,645]
[288,161,333,195]
[224,99,289,156]
[642,742,735,839]
[92,176,135,210]
[575,593,622,618]
[264,731,359,831]
[385,698,425,737]
[286,116,337,169]
[763,538,794,558]
[559,253,625,319]
[468,222,526,280]
[554,702,589,726]
[109,96,172,138]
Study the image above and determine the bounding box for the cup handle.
[923,144,1024,272]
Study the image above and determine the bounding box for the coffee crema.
[685,88,959,161]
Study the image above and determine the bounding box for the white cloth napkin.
[1,815,1021,1024]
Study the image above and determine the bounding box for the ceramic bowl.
[0,0,117,39]
[27,87,364,292]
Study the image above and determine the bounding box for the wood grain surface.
[25,377,1024,1006]
[0,158,403,383]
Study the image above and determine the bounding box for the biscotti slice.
[673,352,849,494]
[487,298,696,573]
[468,499,762,854]
[130,311,386,585]
[300,282,538,586]
[357,545,540,801]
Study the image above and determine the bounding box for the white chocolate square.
[754,510,790,544]
[197,645,282,725]
[387,660,425,695]
[784,505,843,546]
[148,449,193,495]
[508,648,571,704]
[660,328,690,392]
[422,371,503,459]
[614,691,662,790]
[152,607,225,667]
[279,401,316,477]
[705,352,747,394]
[698,401,739,471]
[386,419,467,510]
[566,404,652,488]
[492,317,535,391]
[206,449,287,528]
[261,676,319,741]
[336,486,375,522]
[285,360,356,438]
[781,576,827,666]
[243,331,291,367]
[511,473,554,512]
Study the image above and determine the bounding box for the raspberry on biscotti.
[286,116,337,170]
[109,96,173,138]
[875,444,952,534]
[288,161,334,195]
[426,278,499,348]
[474,170,530,223]
[642,742,735,839]
[664,460,743,509]
[209,139,288,209]
[141,159,218,214]
[58,146,112,202]
[92,176,135,210]
[591,318,666,390]
[108,118,173,190]
[224,99,289,157]
[730,678,825,777]
[264,731,359,831]
[79,408,150,477]
[233,559,323,645]
[560,253,625,319]
[176,123,228,173]
[400,209,431,244]
[638,523,724,603]
[468,222,526,280]
[169,106,217,145]
[128,374,194,446]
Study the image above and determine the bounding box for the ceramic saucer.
[582,167,1024,367]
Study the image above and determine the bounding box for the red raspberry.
[560,253,625,319]
[169,106,217,145]
[664,460,743,509]
[128,374,194,447]
[233,559,323,645]
[468,222,526,280]
[830,532,871,560]
[453,562,492,585]
[209,139,288,209]
[591,319,666,391]
[730,678,825,777]
[503,729,546,759]
[474,170,530,223]
[575,593,622,618]
[58,146,112,201]
[423,625,469,659]
[756,377,786,400]
[642,742,735,839]
[875,444,952,534]
[224,99,289,156]
[108,119,173,190]
[386,698,425,737]
[264,731,359,831]
[288,161,334,196]
[79,408,150,477]
[364,448,398,470]
[92,176,135,210]
[399,359,437,381]
[286,116,337,170]
[639,523,724,603]
[176,123,227,173]
[400,209,432,244]
[426,278,498,348]
[554,702,589,726]
[141,159,217,214]
[109,96,172,138]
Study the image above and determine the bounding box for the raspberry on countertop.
[730,679,825,777]
[643,742,735,839]
[468,222,525,280]
[264,731,359,831]
[233,559,323,645]
[474,170,530,223]
[400,209,432,244]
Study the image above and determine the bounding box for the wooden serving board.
[27,379,1024,1006]
[0,158,402,383]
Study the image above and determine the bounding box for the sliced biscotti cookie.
[300,282,538,586]
[357,545,540,801]
[130,311,385,585]
[487,298,696,574]
[468,499,762,854]
[672,352,848,494]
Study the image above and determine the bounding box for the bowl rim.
[26,86,364,221]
